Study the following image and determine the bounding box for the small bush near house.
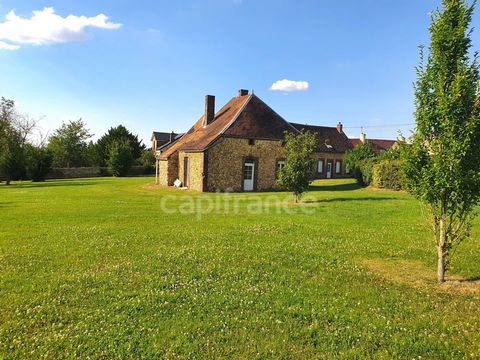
[107,140,134,177]
[372,160,403,190]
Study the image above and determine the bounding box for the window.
[346,164,351,174]
[276,160,285,179]
[248,139,255,146]
[335,161,341,174]
[317,160,324,173]
[244,162,254,180]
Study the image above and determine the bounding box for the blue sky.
[0,0,478,145]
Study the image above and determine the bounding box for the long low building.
[153,89,353,192]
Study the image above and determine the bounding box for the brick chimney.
[238,89,249,97]
[336,122,343,133]
[203,95,215,127]
[360,132,366,143]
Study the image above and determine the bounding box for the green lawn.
[0,177,479,359]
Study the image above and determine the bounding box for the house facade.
[154,89,352,192]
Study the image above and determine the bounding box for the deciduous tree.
[48,119,93,168]
[403,0,480,283]
[0,98,25,184]
[279,130,317,202]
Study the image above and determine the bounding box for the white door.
[326,162,332,179]
[243,161,255,191]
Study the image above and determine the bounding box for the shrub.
[345,142,377,186]
[356,158,376,186]
[372,160,403,190]
[107,140,133,177]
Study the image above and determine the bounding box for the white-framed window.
[317,159,324,173]
[345,164,351,174]
[335,161,341,174]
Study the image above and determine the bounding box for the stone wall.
[158,160,169,186]
[158,154,179,186]
[206,137,284,192]
[178,151,205,192]
[44,166,148,180]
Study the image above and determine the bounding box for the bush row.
[352,159,404,191]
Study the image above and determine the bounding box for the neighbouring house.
[154,89,352,192]
[151,131,182,153]
[291,122,353,180]
[350,133,397,154]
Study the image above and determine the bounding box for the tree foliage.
[403,0,480,283]
[139,149,156,170]
[344,142,376,185]
[107,139,134,177]
[278,130,317,202]
[94,125,144,166]
[24,144,53,182]
[0,97,25,184]
[48,119,93,168]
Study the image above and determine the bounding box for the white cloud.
[270,79,309,92]
[0,40,19,50]
[0,7,122,50]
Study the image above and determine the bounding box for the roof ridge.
[253,96,299,134]
[219,93,253,136]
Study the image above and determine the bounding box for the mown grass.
[0,177,479,359]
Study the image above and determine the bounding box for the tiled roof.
[350,138,397,152]
[290,123,353,153]
[159,94,296,159]
[224,95,299,139]
[151,131,182,150]
[151,132,172,142]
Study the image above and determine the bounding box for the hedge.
[353,158,376,186]
[372,160,403,190]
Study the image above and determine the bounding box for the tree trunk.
[5,179,10,186]
[437,212,447,283]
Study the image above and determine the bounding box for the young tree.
[279,130,317,202]
[94,125,145,166]
[48,119,93,168]
[107,139,134,177]
[403,0,480,283]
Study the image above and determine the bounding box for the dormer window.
[325,139,333,149]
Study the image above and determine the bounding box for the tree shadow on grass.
[309,182,362,192]
[303,196,396,204]
[1,179,98,189]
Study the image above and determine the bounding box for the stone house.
[154,89,352,192]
